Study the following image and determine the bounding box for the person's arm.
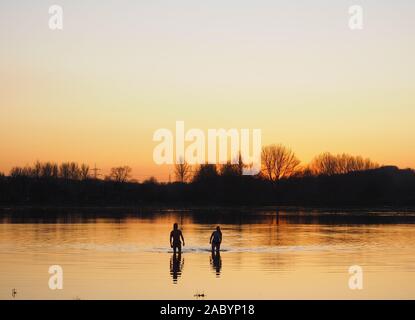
[180,231,185,246]
[170,232,173,247]
[209,232,214,244]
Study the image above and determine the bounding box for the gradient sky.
[1,0,415,181]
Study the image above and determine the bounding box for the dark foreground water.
[1,208,415,299]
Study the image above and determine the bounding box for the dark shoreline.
[2,166,415,209]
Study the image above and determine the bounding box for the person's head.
[173,223,178,230]
[216,226,221,231]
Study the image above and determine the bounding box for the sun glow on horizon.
[1,1,415,181]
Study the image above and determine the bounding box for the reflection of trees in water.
[3,207,415,225]
[170,253,184,284]
[210,251,222,277]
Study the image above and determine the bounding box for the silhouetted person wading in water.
[170,223,185,254]
[210,226,222,252]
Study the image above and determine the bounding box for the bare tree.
[10,165,34,178]
[40,162,58,178]
[59,163,71,179]
[59,162,81,180]
[352,155,378,171]
[261,144,300,181]
[10,167,24,177]
[310,152,339,176]
[69,162,81,180]
[310,153,379,176]
[261,146,275,180]
[109,166,132,183]
[80,164,90,180]
[32,161,42,178]
[174,158,192,183]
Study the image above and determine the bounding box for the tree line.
[7,161,133,183]
[2,146,379,184]
[174,145,379,183]
[1,145,414,207]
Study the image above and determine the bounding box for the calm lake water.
[1,208,415,300]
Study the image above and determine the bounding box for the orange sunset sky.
[1,1,415,181]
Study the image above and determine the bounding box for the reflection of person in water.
[210,250,222,277]
[170,223,185,254]
[209,226,222,252]
[170,253,184,284]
